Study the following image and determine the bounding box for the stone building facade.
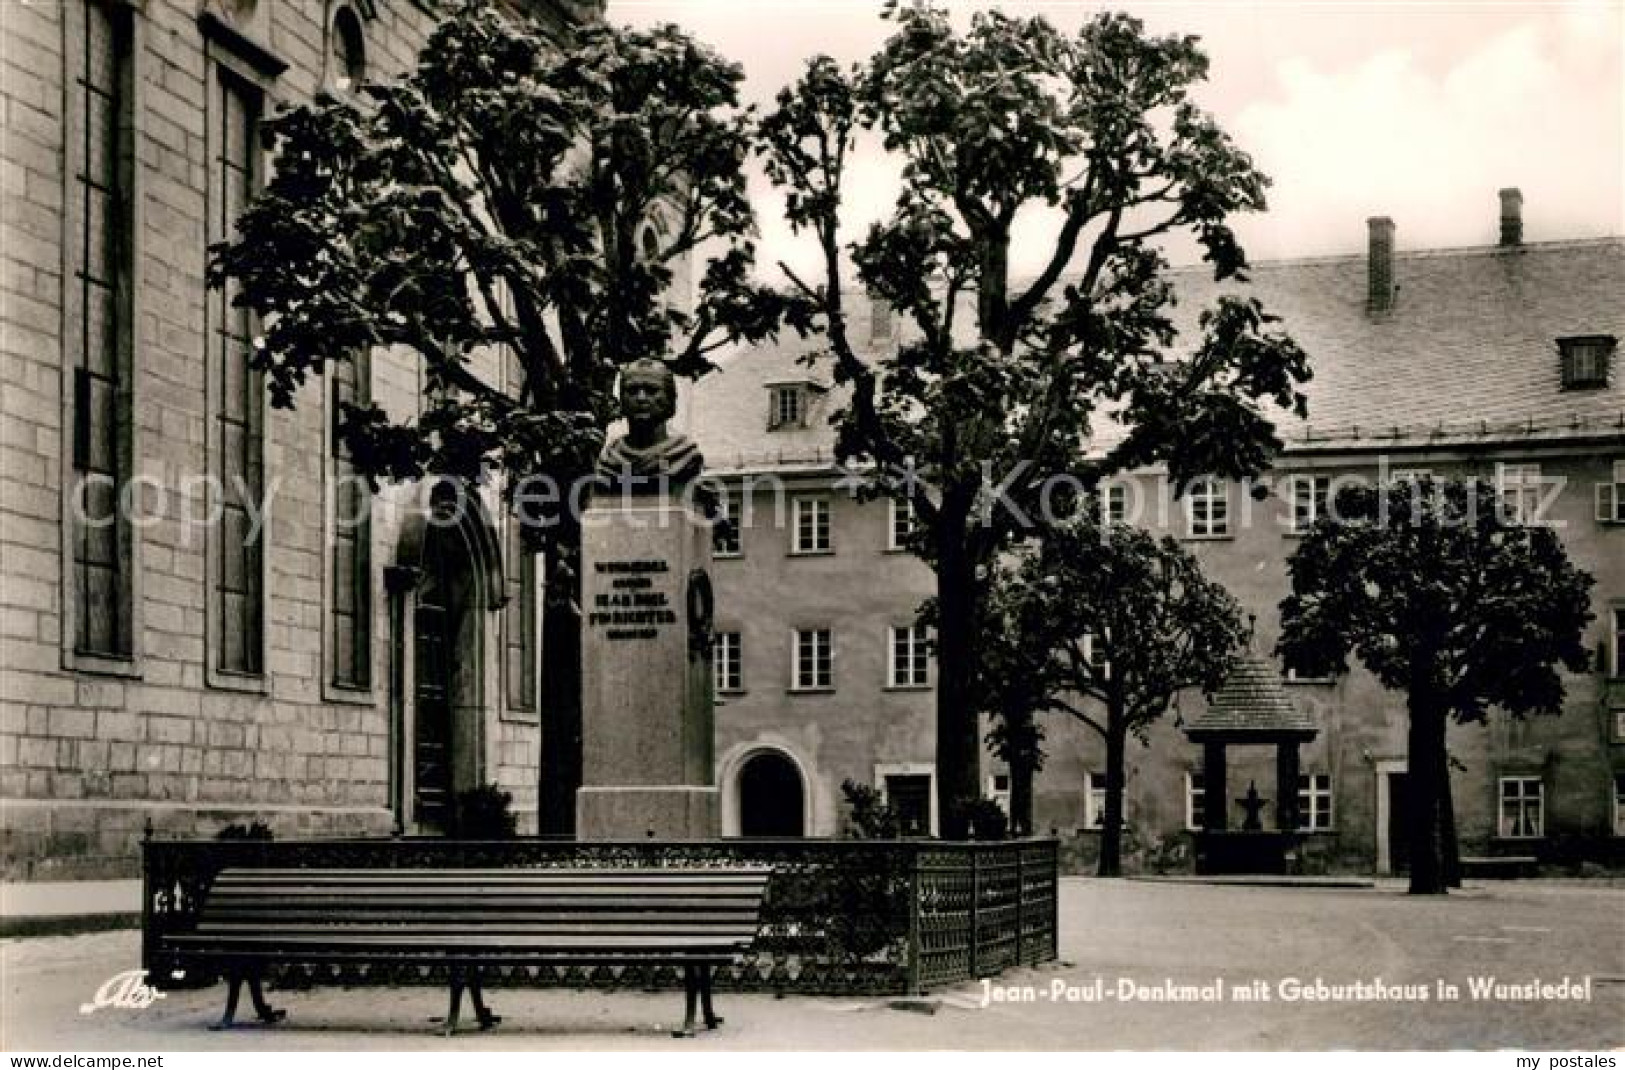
[0,0,591,880]
[684,197,1625,873]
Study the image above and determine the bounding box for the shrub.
[840,780,900,839]
[451,784,517,840]
[215,821,274,841]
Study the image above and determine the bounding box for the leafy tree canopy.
[995,518,1248,738]
[1278,477,1594,725]
[210,1,788,506]
[759,3,1310,830]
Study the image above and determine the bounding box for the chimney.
[1499,187,1523,246]
[1367,216,1395,314]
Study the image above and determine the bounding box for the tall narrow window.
[791,496,830,554]
[1185,772,1205,831]
[1102,482,1129,526]
[792,628,833,690]
[888,497,916,551]
[714,631,743,693]
[1288,474,1331,535]
[1499,776,1544,838]
[1185,477,1229,538]
[1084,772,1107,828]
[503,521,537,714]
[714,491,741,557]
[1296,773,1333,831]
[887,624,930,687]
[210,68,265,676]
[329,353,372,689]
[1496,463,1545,527]
[69,0,136,660]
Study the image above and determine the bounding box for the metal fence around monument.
[141,837,1058,996]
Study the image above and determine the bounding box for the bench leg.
[468,972,501,1030]
[208,975,244,1031]
[672,965,699,1038]
[443,972,466,1038]
[247,974,285,1025]
[699,965,723,1030]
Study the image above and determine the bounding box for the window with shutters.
[65,0,137,665]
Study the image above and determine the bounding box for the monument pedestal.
[576,497,718,840]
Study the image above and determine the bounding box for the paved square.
[4,878,1620,1050]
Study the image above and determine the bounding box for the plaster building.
[0,0,596,880]
[685,195,1625,873]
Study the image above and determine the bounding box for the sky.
[611,0,1624,274]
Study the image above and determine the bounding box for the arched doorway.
[411,525,464,832]
[737,751,805,838]
[393,481,506,835]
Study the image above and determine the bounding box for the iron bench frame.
[157,866,770,1038]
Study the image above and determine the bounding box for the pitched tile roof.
[1182,652,1318,740]
[683,237,1624,471]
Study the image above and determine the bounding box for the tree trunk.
[934,533,983,840]
[1097,711,1128,877]
[1438,740,1462,889]
[1406,687,1447,895]
[537,534,582,837]
[1009,752,1034,838]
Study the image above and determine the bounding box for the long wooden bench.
[157,866,772,1037]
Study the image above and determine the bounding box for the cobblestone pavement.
[3,878,1621,1051]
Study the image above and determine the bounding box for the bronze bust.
[596,358,703,491]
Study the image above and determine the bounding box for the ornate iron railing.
[142,837,1057,996]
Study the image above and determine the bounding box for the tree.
[1277,477,1594,894]
[208,2,787,832]
[989,519,1247,875]
[758,5,1310,835]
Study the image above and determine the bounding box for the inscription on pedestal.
[588,559,677,641]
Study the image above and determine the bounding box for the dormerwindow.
[769,385,805,430]
[1558,335,1615,389]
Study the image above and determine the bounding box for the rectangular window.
[791,496,831,554]
[329,353,372,689]
[1596,460,1625,524]
[1499,776,1544,838]
[1084,772,1107,828]
[888,624,930,688]
[1558,335,1615,389]
[209,67,266,677]
[1497,463,1545,526]
[1186,477,1229,538]
[68,0,136,660]
[988,773,1011,816]
[869,297,893,345]
[1185,772,1205,831]
[502,522,537,714]
[888,497,916,551]
[1082,630,1110,681]
[769,385,804,430]
[714,491,741,557]
[1611,607,1625,678]
[1102,482,1128,526]
[885,773,933,837]
[1289,474,1331,535]
[1297,773,1333,831]
[1389,467,1432,485]
[714,631,743,693]
[1615,773,1625,837]
[792,627,833,690]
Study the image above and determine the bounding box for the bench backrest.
[182,867,772,957]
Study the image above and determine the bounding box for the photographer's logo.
[79,969,166,1014]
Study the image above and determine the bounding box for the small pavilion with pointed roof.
[1182,648,1319,874]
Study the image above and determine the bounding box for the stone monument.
[576,359,720,839]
